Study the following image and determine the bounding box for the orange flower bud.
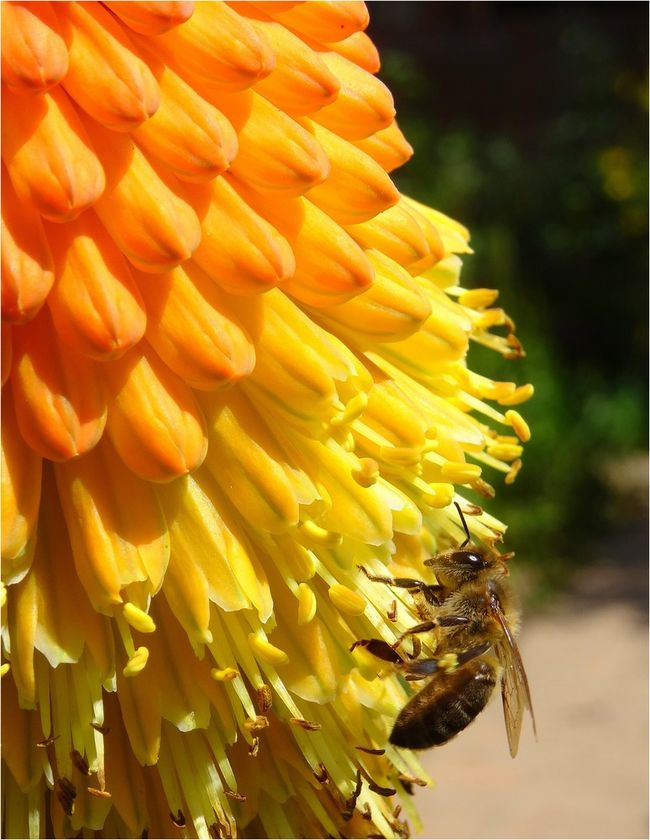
[1,1,69,93]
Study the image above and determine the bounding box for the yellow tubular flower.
[1,3,534,838]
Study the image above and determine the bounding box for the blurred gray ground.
[416,518,649,839]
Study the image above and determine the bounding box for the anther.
[87,787,112,799]
[70,750,90,775]
[170,809,186,828]
[355,746,386,755]
[289,717,321,731]
[91,722,111,735]
[224,790,246,802]
[36,734,59,748]
[256,685,273,714]
[244,716,269,734]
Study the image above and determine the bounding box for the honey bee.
[353,503,536,757]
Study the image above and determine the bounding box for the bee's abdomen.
[389,659,497,750]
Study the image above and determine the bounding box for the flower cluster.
[1,2,532,838]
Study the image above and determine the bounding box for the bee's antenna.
[453,501,471,548]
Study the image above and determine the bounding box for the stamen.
[122,602,156,634]
[439,461,482,484]
[353,457,379,487]
[458,287,499,309]
[330,392,369,426]
[289,718,321,731]
[0,663,10,677]
[499,383,535,405]
[505,409,531,442]
[122,645,149,677]
[505,459,523,485]
[87,787,112,799]
[328,583,366,616]
[70,749,90,775]
[248,633,289,666]
[297,582,317,625]
[299,519,343,547]
[211,667,240,682]
[256,685,273,714]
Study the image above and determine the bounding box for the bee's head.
[425,545,510,587]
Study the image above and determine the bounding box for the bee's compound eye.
[452,550,487,569]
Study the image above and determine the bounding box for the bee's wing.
[492,598,537,758]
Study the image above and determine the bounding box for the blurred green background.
[368,2,648,598]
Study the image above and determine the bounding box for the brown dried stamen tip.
[470,477,496,499]
[224,790,246,802]
[391,819,410,839]
[460,503,483,516]
[355,746,385,756]
[58,777,77,798]
[289,717,321,731]
[87,787,112,799]
[256,684,273,714]
[362,803,372,821]
[91,722,111,735]
[368,783,396,797]
[170,809,186,828]
[248,736,260,757]
[70,749,90,775]
[397,773,427,787]
[55,777,77,816]
[208,823,223,839]
[410,636,421,658]
[313,764,329,784]
[244,715,269,733]
[387,599,397,621]
[36,734,59,748]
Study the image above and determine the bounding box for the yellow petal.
[147,1,275,92]
[223,91,330,195]
[131,61,238,183]
[312,51,395,140]
[353,120,414,173]
[248,16,340,116]
[1,390,42,567]
[251,1,369,44]
[1,1,69,93]
[101,342,208,482]
[44,211,146,360]
[54,434,170,612]
[188,175,295,294]
[55,1,160,131]
[10,307,107,461]
[84,119,201,272]
[305,121,399,224]
[1,85,105,222]
[198,388,301,534]
[135,261,255,391]
[1,172,55,324]
[346,199,443,273]
[238,182,374,306]
[401,194,472,255]
[105,1,194,36]
[311,249,431,344]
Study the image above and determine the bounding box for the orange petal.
[353,120,414,173]
[10,307,106,461]
[55,1,160,131]
[1,1,69,93]
[101,342,208,482]
[311,51,394,140]
[1,85,105,222]
[250,1,369,43]
[83,118,201,272]
[186,176,295,295]
[1,388,42,566]
[222,91,329,194]
[135,261,255,391]
[145,1,275,92]
[248,17,340,116]
[236,181,374,306]
[323,30,380,73]
[105,1,195,35]
[1,323,12,385]
[1,171,55,324]
[44,211,146,360]
[305,120,399,224]
[131,61,238,183]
